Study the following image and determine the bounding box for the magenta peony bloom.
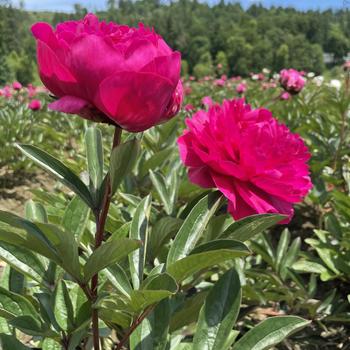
[4,86,12,99]
[214,79,225,87]
[28,99,42,111]
[201,96,213,109]
[280,92,291,100]
[31,13,182,132]
[178,98,312,222]
[12,81,22,90]
[27,84,37,98]
[236,82,247,94]
[279,69,305,94]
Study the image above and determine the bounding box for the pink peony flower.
[236,82,247,94]
[31,13,182,132]
[178,98,312,223]
[201,96,213,108]
[27,84,37,98]
[280,69,305,94]
[12,81,22,90]
[280,92,291,100]
[214,78,225,87]
[28,99,42,110]
[4,86,12,98]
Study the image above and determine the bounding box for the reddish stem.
[91,126,122,350]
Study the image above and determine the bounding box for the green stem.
[91,126,122,350]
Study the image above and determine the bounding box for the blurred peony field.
[0,7,350,350]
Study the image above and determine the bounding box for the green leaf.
[85,127,104,190]
[0,334,30,349]
[9,268,25,294]
[143,273,178,294]
[36,223,81,281]
[149,170,173,215]
[0,211,58,261]
[220,214,286,241]
[25,200,48,223]
[280,237,301,280]
[16,144,93,208]
[170,292,208,332]
[99,308,132,328]
[0,241,46,284]
[110,139,140,195]
[84,239,141,282]
[62,195,90,239]
[129,195,152,289]
[167,192,222,266]
[190,239,249,255]
[149,217,182,260]
[275,229,290,272]
[130,290,173,312]
[167,245,250,282]
[130,316,153,350]
[0,286,39,319]
[103,264,133,297]
[54,280,75,332]
[130,298,171,350]
[42,338,62,350]
[193,269,241,350]
[232,316,310,350]
[9,315,43,336]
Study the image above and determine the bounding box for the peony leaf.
[16,144,94,209]
[232,316,310,350]
[166,192,223,266]
[193,268,241,350]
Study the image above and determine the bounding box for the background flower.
[280,69,305,94]
[178,98,312,222]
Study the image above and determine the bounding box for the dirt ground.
[0,167,55,215]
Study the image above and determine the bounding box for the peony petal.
[31,22,56,47]
[235,182,293,222]
[188,167,215,188]
[67,34,126,99]
[141,52,181,86]
[37,40,78,97]
[96,71,175,132]
[49,95,89,114]
[177,131,204,167]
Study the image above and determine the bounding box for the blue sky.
[13,0,349,12]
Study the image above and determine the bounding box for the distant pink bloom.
[12,81,22,90]
[204,76,211,81]
[236,83,247,94]
[202,96,213,108]
[4,86,12,98]
[214,79,225,87]
[184,104,195,112]
[221,75,227,81]
[189,76,196,81]
[280,69,305,94]
[0,89,3,97]
[28,99,42,110]
[217,63,223,69]
[178,98,312,223]
[344,61,350,71]
[280,92,291,100]
[27,84,37,98]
